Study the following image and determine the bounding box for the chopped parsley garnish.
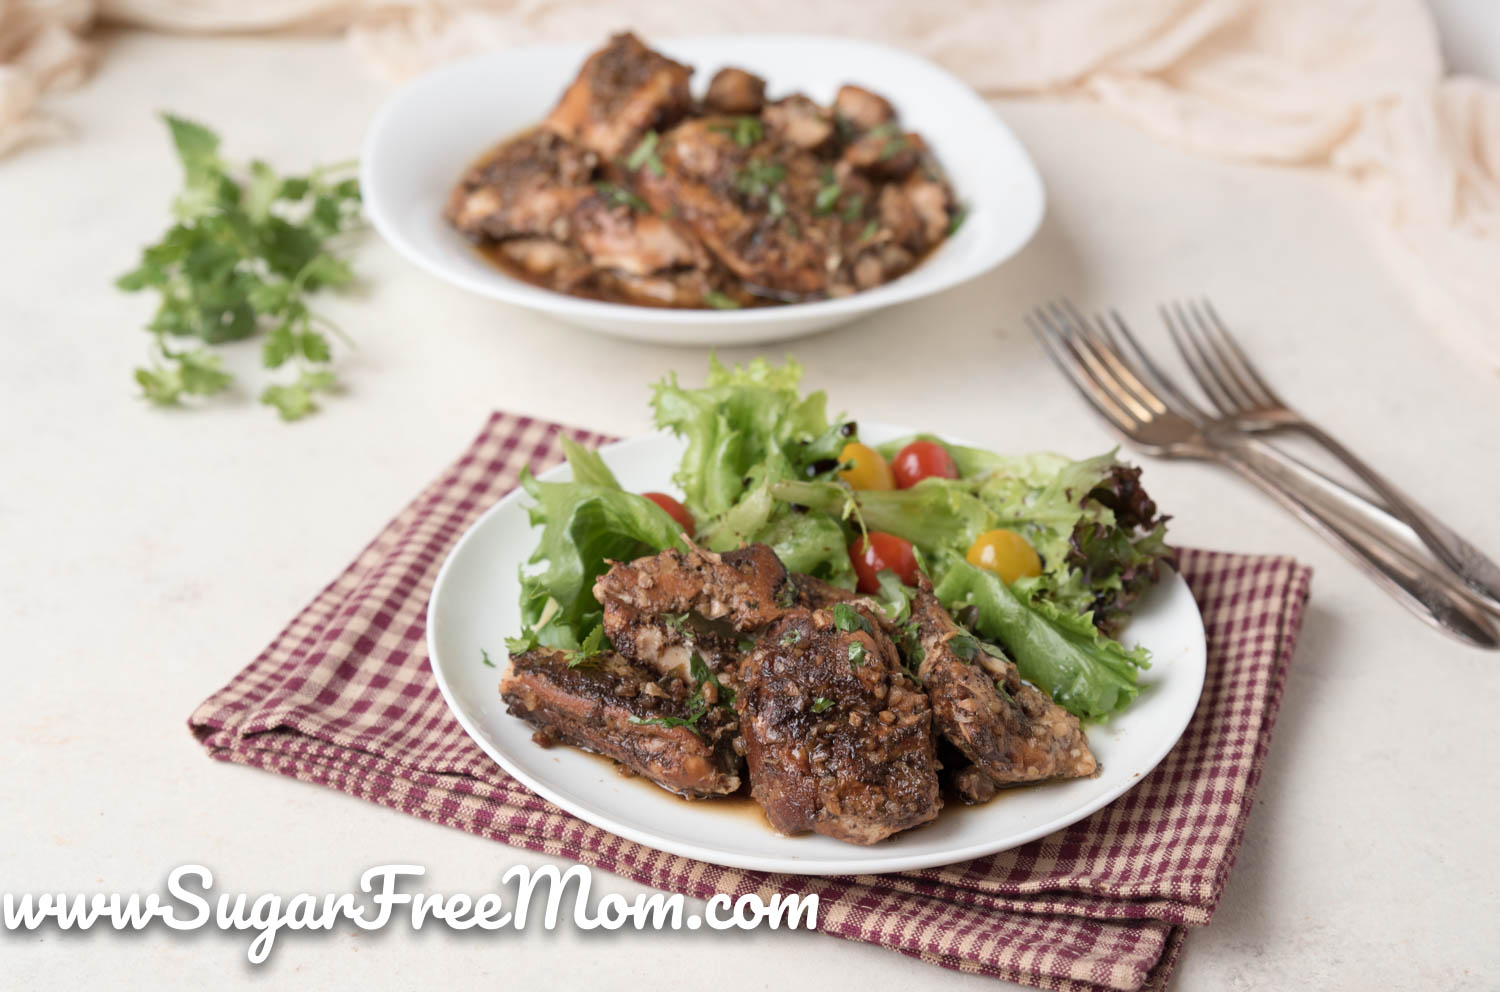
[811,696,835,714]
[704,290,741,310]
[738,637,756,653]
[733,158,786,202]
[567,624,611,667]
[504,629,537,655]
[662,612,692,633]
[480,648,496,668]
[626,130,664,176]
[948,633,978,661]
[898,621,926,685]
[848,641,868,667]
[780,627,804,646]
[841,193,865,221]
[833,602,874,635]
[777,583,799,608]
[945,202,969,237]
[502,623,610,668]
[859,219,879,242]
[711,116,764,148]
[593,181,648,212]
[814,183,841,215]
[627,652,733,732]
[899,623,926,665]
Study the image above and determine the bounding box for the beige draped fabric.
[4,0,1498,367]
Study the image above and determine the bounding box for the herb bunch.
[116,114,363,421]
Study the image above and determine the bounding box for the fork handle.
[1286,421,1500,611]
[1212,436,1500,649]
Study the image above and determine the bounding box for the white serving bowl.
[362,35,1046,346]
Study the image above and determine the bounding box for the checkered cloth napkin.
[190,412,1312,991]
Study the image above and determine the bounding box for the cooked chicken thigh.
[910,588,1097,788]
[544,32,694,160]
[735,604,940,844]
[500,648,742,798]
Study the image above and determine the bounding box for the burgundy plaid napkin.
[190,412,1311,991]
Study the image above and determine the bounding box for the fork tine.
[1198,300,1284,407]
[1029,307,1130,421]
[1047,302,1156,423]
[1059,301,1167,418]
[1184,302,1259,409]
[1162,301,1239,416]
[1027,308,1141,437]
[1104,309,1213,421]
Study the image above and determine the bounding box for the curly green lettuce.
[651,356,855,586]
[508,440,684,656]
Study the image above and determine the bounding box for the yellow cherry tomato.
[838,442,895,491]
[966,529,1043,583]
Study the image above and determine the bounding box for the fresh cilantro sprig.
[116,114,363,421]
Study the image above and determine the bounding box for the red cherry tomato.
[891,440,959,489]
[849,531,919,593]
[643,491,695,537]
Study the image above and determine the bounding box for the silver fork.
[1163,299,1500,612]
[1028,301,1500,649]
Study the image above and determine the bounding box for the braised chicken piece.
[445,130,598,241]
[704,67,765,114]
[544,32,693,160]
[445,127,743,306]
[949,762,999,805]
[447,33,960,308]
[634,119,832,297]
[762,95,834,150]
[601,599,746,680]
[500,648,742,799]
[594,542,791,634]
[572,195,700,275]
[735,604,941,844]
[842,124,926,179]
[910,587,1097,790]
[833,84,895,131]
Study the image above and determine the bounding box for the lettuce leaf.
[651,356,856,586]
[515,469,684,652]
[651,356,839,519]
[771,478,995,549]
[558,435,622,489]
[933,560,1149,720]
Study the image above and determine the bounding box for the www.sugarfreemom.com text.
[4,864,819,963]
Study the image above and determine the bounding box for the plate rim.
[425,426,1207,875]
[361,33,1046,334]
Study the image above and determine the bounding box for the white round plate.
[426,424,1206,875]
[363,35,1045,346]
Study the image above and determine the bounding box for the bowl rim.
[360,33,1047,327]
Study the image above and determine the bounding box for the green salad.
[507,357,1173,721]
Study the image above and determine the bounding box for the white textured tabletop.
[4,30,1498,991]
